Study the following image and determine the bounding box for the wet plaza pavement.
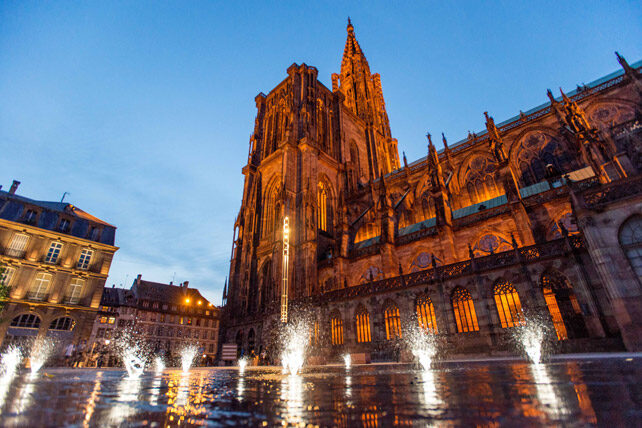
[0,356,640,427]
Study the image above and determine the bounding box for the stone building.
[86,275,221,365]
[0,181,118,350]
[223,20,642,359]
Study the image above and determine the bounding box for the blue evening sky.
[1,1,641,304]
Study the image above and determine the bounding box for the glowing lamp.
[185,298,190,304]
[198,300,202,305]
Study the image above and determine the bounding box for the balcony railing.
[4,248,26,258]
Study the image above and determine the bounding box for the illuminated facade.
[0,181,118,350]
[86,275,221,365]
[223,20,642,359]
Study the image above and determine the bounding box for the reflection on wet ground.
[0,357,640,427]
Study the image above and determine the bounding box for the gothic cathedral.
[223,20,642,360]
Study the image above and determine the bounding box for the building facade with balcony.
[223,21,642,361]
[0,181,118,350]
[86,275,221,366]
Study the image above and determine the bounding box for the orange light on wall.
[198,300,202,305]
[185,298,190,304]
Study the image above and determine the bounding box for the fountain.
[153,356,165,374]
[407,326,438,371]
[180,344,199,373]
[238,356,248,373]
[29,338,55,376]
[280,320,308,375]
[515,316,548,364]
[0,345,23,408]
[122,348,145,378]
[343,354,351,370]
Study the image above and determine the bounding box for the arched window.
[516,133,576,187]
[493,281,525,328]
[49,316,75,331]
[541,271,587,340]
[355,221,381,243]
[384,302,402,340]
[619,216,642,281]
[330,312,344,345]
[318,181,329,232]
[10,314,41,329]
[416,294,438,333]
[349,141,361,188]
[310,320,319,345]
[263,181,281,238]
[463,156,500,205]
[355,305,371,343]
[451,287,479,333]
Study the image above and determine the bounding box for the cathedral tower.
[332,19,400,177]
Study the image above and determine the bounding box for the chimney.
[183,281,189,289]
[9,180,20,195]
[169,281,173,285]
[136,274,142,285]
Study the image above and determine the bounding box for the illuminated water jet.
[238,357,248,374]
[29,338,55,376]
[280,320,308,375]
[515,317,547,364]
[343,354,351,370]
[0,346,23,410]
[180,345,199,373]
[122,348,145,378]
[153,356,165,374]
[407,326,438,371]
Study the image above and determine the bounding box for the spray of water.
[514,316,548,364]
[122,348,145,378]
[154,356,165,374]
[0,346,22,382]
[406,325,438,371]
[238,356,248,373]
[343,354,351,370]
[111,327,150,377]
[180,345,199,373]
[280,320,309,375]
[0,346,23,409]
[29,338,55,375]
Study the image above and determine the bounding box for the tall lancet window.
[318,181,329,232]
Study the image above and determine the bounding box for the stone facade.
[86,276,221,366]
[0,181,118,352]
[223,21,642,359]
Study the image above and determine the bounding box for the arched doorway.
[541,271,588,340]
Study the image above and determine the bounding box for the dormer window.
[59,219,70,232]
[77,248,93,270]
[45,241,63,264]
[89,226,101,241]
[24,209,37,224]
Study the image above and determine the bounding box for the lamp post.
[281,216,289,324]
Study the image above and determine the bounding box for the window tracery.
[515,132,575,186]
[451,287,479,333]
[472,234,512,257]
[493,281,525,328]
[384,301,402,340]
[463,155,500,205]
[355,305,372,343]
[330,311,343,345]
[416,294,438,333]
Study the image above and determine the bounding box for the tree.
[0,265,10,315]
